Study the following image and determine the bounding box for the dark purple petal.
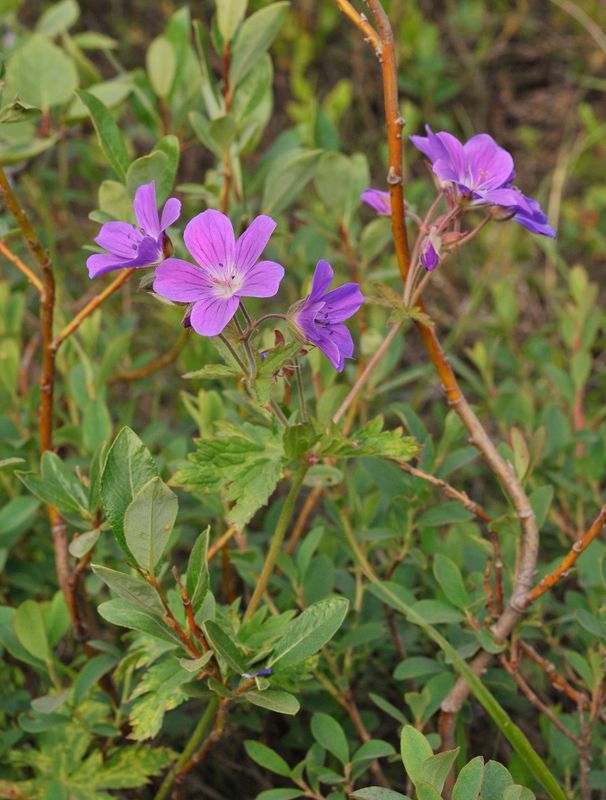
[238,260,284,298]
[463,134,514,191]
[308,260,334,303]
[360,188,391,216]
[154,259,213,302]
[95,221,143,259]
[235,215,277,274]
[184,209,236,276]
[134,181,161,238]
[420,238,439,271]
[160,197,181,231]
[190,294,240,337]
[321,283,364,322]
[512,197,556,237]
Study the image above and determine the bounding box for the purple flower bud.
[242,667,273,679]
[420,236,440,271]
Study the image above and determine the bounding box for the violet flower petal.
[154,259,212,302]
[190,294,240,337]
[133,182,161,238]
[86,236,160,279]
[184,210,236,279]
[320,283,365,322]
[360,188,391,216]
[160,197,181,231]
[235,215,277,273]
[238,260,285,298]
[95,221,143,259]
[308,259,334,303]
[463,134,514,191]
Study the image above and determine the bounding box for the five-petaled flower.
[360,188,391,216]
[153,210,284,337]
[410,125,556,237]
[87,181,181,279]
[288,260,364,372]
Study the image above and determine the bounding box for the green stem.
[340,515,567,800]
[218,332,247,374]
[294,358,308,422]
[244,463,309,620]
[154,698,219,800]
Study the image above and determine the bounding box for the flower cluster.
[87,181,364,372]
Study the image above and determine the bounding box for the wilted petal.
[190,294,240,336]
[134,182,161,237]
[464,134,514,191]
[160,197,181,231]
[154,259,212,302]
[238,260,284,298]
[95,221,143,259]
[235,215,277,273]
[184,209,236,275]
[308,259,334,303]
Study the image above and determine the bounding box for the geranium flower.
[153,210,284,337]
[288,260,364,372]
[86,181,181,279]
[409,125,555,237]
[360,188,391,216]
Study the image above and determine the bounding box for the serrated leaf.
[174,423,284,527]
[129,659,191,740]
[244,689,300,715]
[269,596,348,669]
[96,745,175,789]
[319,417,417,461]
[101,427,159,559]
[78,89,129,180]
[123,477,178,570]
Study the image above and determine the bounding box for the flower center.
[210,261,243,298]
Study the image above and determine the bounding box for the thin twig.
[0,240,43,292]
[108,329,189,384]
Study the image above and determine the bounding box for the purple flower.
[410,125,555,237]
[289,260,364,372]
[153,210,284,337]
[420,235,440,271]
[87,181,181,279]
[360,188,391,216]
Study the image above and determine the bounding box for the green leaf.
[503,787,536,800]
[394,657,445,681]
[123,477,178,570]
[400,726,433,785]
[73,31,118,50]
[421,749,459,792]
[153,135,180,202]
[261,148,321,215]
[183,364,240,380]
[13,600,50,661]
[98,179,132,219]
[68,528,101,559]
[97,599,179,644]
[481,760,514,800]
[146,37,177,98]
[351,789,410,800]
[126,151,169,197]
[257,791,304,800]
[129,658,191,740]
[72,653,118,705]
[529,485,554,529]
[244,689,300,715]
[17,451,89,518]
[311,712,349,765]
[96,745,175,789]
[5,35,78,108]
[415,782,442,800]
[186,527,210,613]
[101,427,159,559]
[179,651,214,673]
[31,690,69,714]
[269,596,348,669]
[411,600,464,624]
[0,99,41,124]
[36,0,79,34]
[452,756,484,800]
[417,502,475,527]
[433,554,470,609]
[283,423,321,459]
[92,565,164,615]
[78,89,130,180]
[204,620,248,674]
[174,422,284,528]
[217,0,247,42]
[244,740,291,777]
[352,740,396,765]
[82,395,112,453]
[575,609,606,639]
[318,417,418,461]
[230,1,289,85]
[0,496,39,539]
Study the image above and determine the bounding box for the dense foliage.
[0,1,605,799]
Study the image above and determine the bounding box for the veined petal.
[160,197,181,231]
[464,134,514,191]
[87,253,127,279]
[235,215,277,274]
[184,209,236,276]
[134,181,161,238]
[238,260,284,298]
[308,259,334,303]
[480,187,533,212]
[154,259,212,302]
[88,237,161,278]
[190,294,240,336]
[321,283,364,322]
[95,221,143,259]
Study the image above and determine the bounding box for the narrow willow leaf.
[204,620,247,674]
[92,565,164,615]
[123,477,178,571]
[229,2,289,85]
[78,89,129,180]
[268,596,348,669]
[244,689,300,715]
[244,740,291,777]
[311,712,349,765]
[186,527,210,613]
[13,600,50,661]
